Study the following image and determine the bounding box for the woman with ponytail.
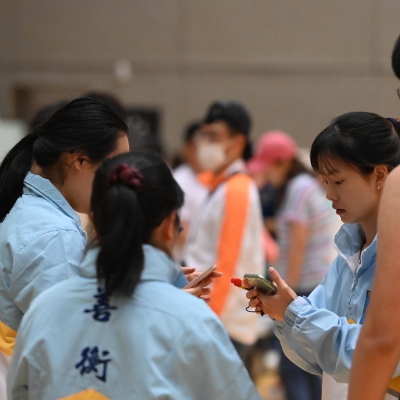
[7,152,261,400]
[0,97,130,396]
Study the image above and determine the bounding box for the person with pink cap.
[247,131,338,400]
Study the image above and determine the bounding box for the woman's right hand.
[183,271,223,302]
[246,268,297,320]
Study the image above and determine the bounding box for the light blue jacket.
[8,245,261,400]
[0,172,86,355]
[274,223,400,383]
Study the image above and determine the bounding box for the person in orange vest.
[186,100,264,362]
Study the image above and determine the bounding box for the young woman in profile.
[247,130,338,400]
[7,152,261,400]
[0,97,130,397]
[246,112,400,400]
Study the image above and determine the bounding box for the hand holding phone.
[183,265,217,289]
[243,273,277,295]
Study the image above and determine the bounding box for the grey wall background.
[1,0,400,154]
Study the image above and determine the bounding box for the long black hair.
[0,97,128,221]
[91,152,184,298]
[310,112,400,175]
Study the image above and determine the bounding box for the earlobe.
[375,165,389,189]
[75,158,84,172]
[69,154,91,172]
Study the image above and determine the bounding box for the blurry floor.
[250,347,286,400]
[256,372,285,400]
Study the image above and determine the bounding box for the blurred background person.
[247,130,339,400]
[85,91,164,158]
[125,112,164,158]
[173,121,207,265]
[186,100,264,365]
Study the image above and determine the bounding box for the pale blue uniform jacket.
[0,172,87,356]
[274,223,400,383]
[8,245,261,400]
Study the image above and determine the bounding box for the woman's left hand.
[184,279,212,302]
[246,267,297,321]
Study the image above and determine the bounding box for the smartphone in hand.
[243,273,277,295]
[183,265,217,289]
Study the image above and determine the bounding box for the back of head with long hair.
[91,152,184,298]
[0,97,128,221]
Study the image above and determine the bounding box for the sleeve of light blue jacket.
[274,254,360,382]
[274,257,400,383]
[10,229,86,314]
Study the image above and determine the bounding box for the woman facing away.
[7,152,262,400]
[246,112,400,400]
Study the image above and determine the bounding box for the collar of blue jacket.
[23,171,85,236]
[79,244,188,288]
[334,223,377,272]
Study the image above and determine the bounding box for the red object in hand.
[231,278,243,287]
[231,278,250,291]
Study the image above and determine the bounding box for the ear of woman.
[373,165,388,190]
[148,211,178,258]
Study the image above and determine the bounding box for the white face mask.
[196,141,227,171]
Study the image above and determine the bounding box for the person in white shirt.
[186,100,264,363]
[173,121,208,265]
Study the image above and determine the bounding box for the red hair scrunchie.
[108,164,144,190]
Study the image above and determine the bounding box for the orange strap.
[198,171,227,193]
[210,174,251,315]
[0,320,16,357]
[61,389,109,400]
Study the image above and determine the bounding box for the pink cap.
[247,131,297,173]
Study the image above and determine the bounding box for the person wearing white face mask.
[186,100,265,364]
